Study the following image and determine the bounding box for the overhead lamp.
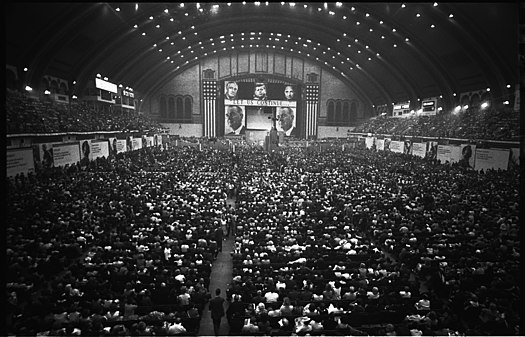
[481,102,489,109]
[503,100,509,105]
[433,2,438,6]
[486,87,490,92]
[44,90,51,95]
[462,105,468,110]
[25,85,32,92]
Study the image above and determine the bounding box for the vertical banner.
[132,137,143,150]
[203,80,217,137]
[109,138,118,156]
[474,148,510,171]
[459,144,476,168]
[426,141,438,160]
[384,138,391,151]
[509,147,520,168]
[116,139,127,154]
[225,105,246,134]
[37,143,56,169]
[126,136,133,152]
[305,84,319,138]
[146,136,154,147]
[403,139,412,155]
[365,137,376,149]
[6,148,35,177]
[376,139,385,151]
[79,140,92,165]
[276,106,296,136]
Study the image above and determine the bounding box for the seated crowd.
[354,106,519,141]
[6,145,240,336]
[6,89,165,134]
[6,129,520,335]
[224,146,520,335]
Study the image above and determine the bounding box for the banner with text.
[7,148,35,177]
[54,143,81,167]
[474,148,510,171]
[389,140,405,153]
[411,142,427,158]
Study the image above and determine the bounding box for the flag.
[305,84,319,138]
[203,80,217,137]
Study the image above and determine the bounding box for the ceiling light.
[430,24,435,28]
[416,13,420,17]
[449,14,453,18]
[433,2,438,6]
[401,3,406,8]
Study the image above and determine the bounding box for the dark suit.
[209,295,225,335]
[228,126,246,135]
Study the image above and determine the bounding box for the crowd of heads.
[6,145,241,336]
[355,106,519,141]
[6,89,165,135]
[223,146,520,335]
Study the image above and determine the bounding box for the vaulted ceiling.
[6,2,519,110]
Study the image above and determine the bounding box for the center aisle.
[198,199,236,336]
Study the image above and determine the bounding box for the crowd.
[224,147,520,335]
[355,107,520,141]
[6,145,239,336]
[6,89,165,134]
[6,138,520,336]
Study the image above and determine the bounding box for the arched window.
[159,95,167,119]
[350,101,358,124]
[343,101,350,126]
[59,82,68,95]
[470,94,480,108]
[184,96,192,121]
[480,92,492,106]
[327,100,335,125]
[176,97,184,121]
[460,95,470,108]
[50,80,59,94]
[335,101,342,125]
[168,96,176,119]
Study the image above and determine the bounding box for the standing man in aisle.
[215,223,224,255]
[209,288,225,336]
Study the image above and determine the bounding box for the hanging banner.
[90,141,110,160]
[411,142,427,158]
[376,139,385,151]
[6,147,35,177]
[116,139,127,154]
[474,148,510,171]
[459,144,476,168]
[54,142,82,167]
[389,140,404,153]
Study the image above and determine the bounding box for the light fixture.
[481,102,489,109]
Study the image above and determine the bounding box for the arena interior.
[5,2,522,336]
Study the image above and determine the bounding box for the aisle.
[198,198,236,336]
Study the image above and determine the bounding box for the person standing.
[209,288,225,336]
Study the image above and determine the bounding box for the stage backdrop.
[222,81,300,137]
